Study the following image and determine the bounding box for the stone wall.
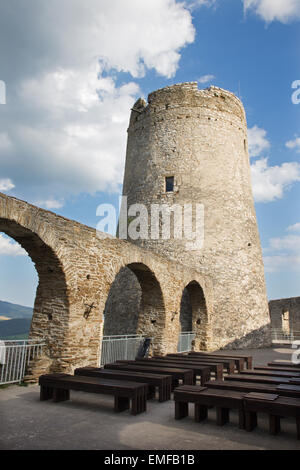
[0,192,214,380]
[269,297,300,333]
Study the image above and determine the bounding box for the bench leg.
[147,385,156,400]
[158,385,168,402]
[40,385,53,401]
[53,388,69,402]
[216,407,229,426]
[195,404,208,422]
[175,401,188,420]
[239,409,246,430]
[245,411,257,432]
[269,415,281,435]
[114,396,130,413]
[131,390,147,415]
[172,379,179,389]
[216,370,223,380]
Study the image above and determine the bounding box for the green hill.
[0,300,33,319]
[0,318,31,339]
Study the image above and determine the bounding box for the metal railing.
[100,334,146,366]
[0,339,46,385]
[271,329,300,344]
[177,332,195,353]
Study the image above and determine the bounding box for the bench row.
[174,384,300,440]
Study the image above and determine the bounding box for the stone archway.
[179,280,208,350]
[103,262,166,354]
[0,217,70,372]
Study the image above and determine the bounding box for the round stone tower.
[120,82,271,350]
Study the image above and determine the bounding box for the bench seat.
[39,373,148,415]
[104,362,194,389]
[150,356,223,380]
[167,353,235,375]
[174,385,245,428]
[132,358,216,383]
[205,379,300,399]
[74,366,171,402]
[244,393,300,439]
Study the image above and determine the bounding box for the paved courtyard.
[1,346,300,450]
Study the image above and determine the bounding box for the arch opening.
[179,280,208,350]
[0,218,69,360]
[103,262,166,353]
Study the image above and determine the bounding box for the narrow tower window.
[165,176,174,192]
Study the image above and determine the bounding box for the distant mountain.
[0,318,31,339]
[0,300,33,319]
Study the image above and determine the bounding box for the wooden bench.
[39,373,148,415]
[244,392,300,439]
[140,356,222,381]
[187,352,244,373]
[74,366,171,402]
[268,362,300,370]
[127,358,212,385]
[225,374,298,386]
[104,362,194,388]
[174,385,245,429]
[205,379,300,399]
[240,369,300,378]
[188,351,252,370]
[167,353,235,375]
[255,365,300,373]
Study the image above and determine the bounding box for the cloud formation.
[0,0,195,204]
[0,178,14,192]
[243,0,300,23]
[247,125,300,202]
[251,158,300,202]
[248,125,270,158]
[0,234,26,256]
[286,136,300,153]
[198,74,216,84]
[263,225,300,272]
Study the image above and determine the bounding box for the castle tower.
[120,82,271,350]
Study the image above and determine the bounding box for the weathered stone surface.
[269,297,300,333]
[0,191,214,380]
[121,82,271,350]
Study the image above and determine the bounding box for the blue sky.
[0,0,300,307]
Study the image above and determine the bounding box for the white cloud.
[251,157,300,202]
[0,178,15,192]
[198,74,215,84]
[264,254,300,272]
[0,133,12,151]
[286,136,300,153]
[287,223,300,232]
[248,125,270,157]
[263,229,300,272]
[268,234,300,251]
[243,0,300,23]
[0,0,197,203]
[0,234,26,257]
[35,198,64,210]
